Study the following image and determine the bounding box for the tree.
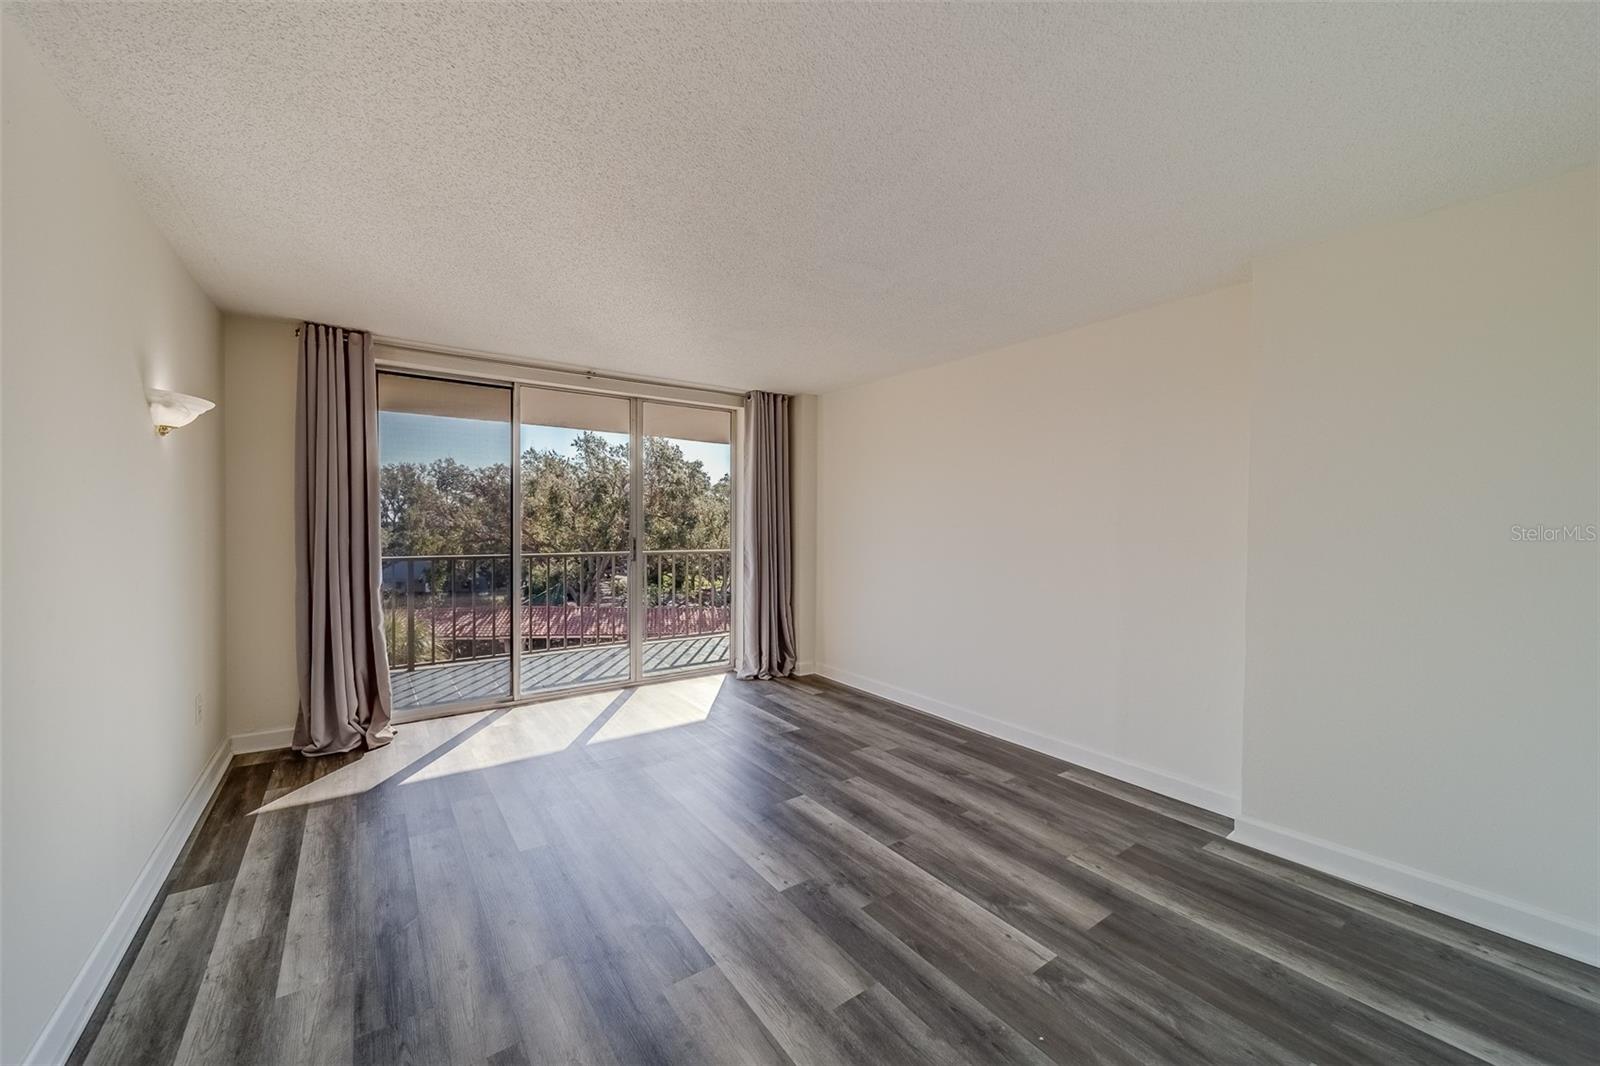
[381,433,731,662]
[643,435,728,551]
[520,431,631,553]
[380,432,730,557]
[379,457,510,556]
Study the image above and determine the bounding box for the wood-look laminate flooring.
[70,674,1599,1065]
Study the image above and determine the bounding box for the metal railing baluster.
[381,549,725,685]
[406,558,416,671]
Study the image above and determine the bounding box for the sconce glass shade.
[147,389,215,435]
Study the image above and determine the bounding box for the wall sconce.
[147,389,215,436]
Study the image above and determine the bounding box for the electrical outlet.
[194,694,204,724]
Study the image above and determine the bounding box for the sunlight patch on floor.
[405,687,620,783]
[585,673,725,744]
[253,712,486,813]
[255,674,733,812]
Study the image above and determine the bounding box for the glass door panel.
[377,374,514,712]
[642,402,733,676]
[379,374,734,713]
[519,386,632,694]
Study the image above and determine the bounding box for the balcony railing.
[380,549,732,672]
[644,549,734,641]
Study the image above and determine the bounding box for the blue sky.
[379,412,731,483]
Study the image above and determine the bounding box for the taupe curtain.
[736,391,798,679]
[293,323,395,755]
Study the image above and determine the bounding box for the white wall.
[1,30,224,1063]
[1239,166,1599,955]
[811,165,1598,962]
[222,314,300,743]
[816,284,1253,811]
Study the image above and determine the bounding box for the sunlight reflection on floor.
[253,673,732,814]
[587,672,722,744]
[407,686,622,784]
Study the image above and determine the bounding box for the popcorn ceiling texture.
[7,2,1597,393]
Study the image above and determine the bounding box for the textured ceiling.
[7,3,1597,393]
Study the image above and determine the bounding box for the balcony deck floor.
[390,632,730,711]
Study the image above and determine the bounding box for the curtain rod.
[294,321,747,400]
[374,334,749,403]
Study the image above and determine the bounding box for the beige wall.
[791,393,820,672]
[816,284,1254,812]
[1,31,224,1063]
[222,315,300,741]
[1239,166,1599,951]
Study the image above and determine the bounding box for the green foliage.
[380,458,510,555]
[643,435,730,552]
[380,431,730,557]
[521,430,631,553]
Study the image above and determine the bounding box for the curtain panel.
[293,322,396,755]
[736,391,798,679]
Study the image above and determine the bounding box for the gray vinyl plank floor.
[69,673,1600,1066]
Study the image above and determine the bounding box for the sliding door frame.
[375,342,742,723]
[508,383,525,696]
[628,397,646,684]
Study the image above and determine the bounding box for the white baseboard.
[23,738,233,1066]
[793,660,817,677]
[229,725,294,753]
[1229,817,1600,966]
[813,663,1239,817]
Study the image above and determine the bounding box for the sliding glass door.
[518,387,633,694]
[378,371,733,715]
[377,374,515,710]
[642,402,733,677]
